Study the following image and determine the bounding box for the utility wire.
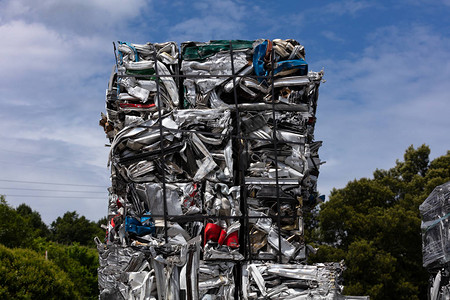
[0,187,106,193]
[0,179,108,188]
[0,147,107,155]
[0,160,94,171]
[3,195,105,199]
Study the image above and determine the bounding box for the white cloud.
[321,31,345,42]
[0,0,150,36]
[0,21,67,73]
[168,0,259,42]
[399,0,450,7]
[0,20,113,90]
[170,17,244,42]
[0,1,121,222]
[315,25,450,196]
[321,0,375,16]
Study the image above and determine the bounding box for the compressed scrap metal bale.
[420,181,450,269]
[420,181,450,300]
[98,39,364,299]
[427,269,450,300]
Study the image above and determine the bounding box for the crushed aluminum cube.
[98,39,366,299]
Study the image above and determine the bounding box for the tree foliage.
[0,196,34,248]
[31,238,99,299]
[0,198,105,299]
[16,203,51,239]
[0,244,78,299]
[310,145,450,299]
[51,211,104,247]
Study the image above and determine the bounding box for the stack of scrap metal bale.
[98,39,367,300]
[420,181,450,300]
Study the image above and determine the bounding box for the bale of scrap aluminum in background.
[420,181,450,300]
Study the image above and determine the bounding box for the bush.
[0,244,79,299]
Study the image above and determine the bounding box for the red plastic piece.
[119,103,156,108]
[204,223,223,245]
[224,231,239,248]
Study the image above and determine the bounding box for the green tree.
[16,203,50,239]
[0,244,78,299]
[0,200,101,298]
[0,197,33,248]
[50,211,104,247]
[310,145,450,299]
[31,238,99,299]
[96,216,108,228]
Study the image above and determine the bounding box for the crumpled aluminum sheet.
[199,261,236,300]
[238,69,323,262]
[181,51,250,108]
[101,41,180,140]
[243,262,368,300]
[97,244,155,300]
[108,109,233,195]
[98,240,204,300]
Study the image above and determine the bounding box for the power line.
[3,194,105,199]
[0,147,108,156]
[0,159,92,171]
[0,159,109,172]
[0,187,106,193]
[0,179,108,188]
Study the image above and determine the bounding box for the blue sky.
[0,0,449,224]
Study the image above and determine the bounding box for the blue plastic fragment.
[118,41,139,62]
[273,59,308,76]
[253,40,269,81]
[125,215,155,236]
[253,41,308,82]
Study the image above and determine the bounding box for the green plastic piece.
[126,69,156,76]
[181,40,255,61]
